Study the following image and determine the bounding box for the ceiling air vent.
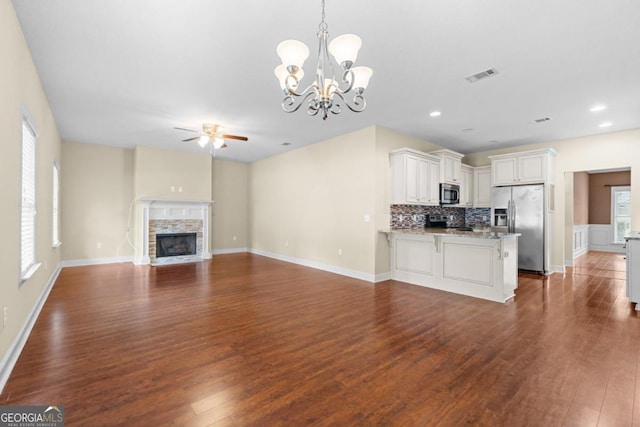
[465,68,499,83]
[533,117,552,123]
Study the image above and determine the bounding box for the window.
[21,113,38,281]
[611,186,631,244]
[53,161,61,247]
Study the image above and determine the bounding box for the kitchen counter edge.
[381,228,521,240]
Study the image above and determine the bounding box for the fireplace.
[135,199,214,266]
[156,233,197,258]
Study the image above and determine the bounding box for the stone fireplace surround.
[135,199,214,266]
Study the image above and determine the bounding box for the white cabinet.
[430,149,464,184]
[473,166,492,207]
[390,149,440,206]
[625,233,640,309]
[458,164,474,207]
[490,149,557,186]
[390,231,519,303]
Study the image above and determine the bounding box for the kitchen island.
[388,228,520,303]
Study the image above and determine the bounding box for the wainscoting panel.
[588,224,625,253]
[573,225,589,259]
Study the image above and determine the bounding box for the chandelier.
[274,0,373,120]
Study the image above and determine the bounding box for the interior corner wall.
[573,171,589,225]
[0,0,63,375]
[463,128,640,271]
[61,142,134,261]
[249,126,378,277]
[373,126,445,276]
[211,159,248,251]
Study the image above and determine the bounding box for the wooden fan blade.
[182,136,200,142]
[222,134,248,141]
[174,127,199,133]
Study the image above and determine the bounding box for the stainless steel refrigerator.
[491,184,545,273]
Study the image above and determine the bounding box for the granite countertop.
[625,231,640,240]
[386,227,521,240]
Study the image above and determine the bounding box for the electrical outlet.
[170,186,176,192]
[338,249,342,256]
[233,236,237,241]
[363,214,370,223]
[285,241,288,247]
[97,242,102,249]
[178,186,183,193]
[3,307,7,329]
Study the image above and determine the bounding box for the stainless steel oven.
[440,183,460,205]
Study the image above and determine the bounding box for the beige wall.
[61,142,134,260]
[133,145,212,200]
[464,128,640,269]
[588,171,631,224]
[0,1,62,370]
[573,172,589,225]
[250,127,378,275]
[211,159,248,251]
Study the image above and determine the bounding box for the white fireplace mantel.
[135,199,214,265]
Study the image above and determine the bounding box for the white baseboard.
[0,265,62,394]
[211,248,249,255]
[550,265,566,274]
[249,248,378,283]
[565,259,574,267]
[60,256,134,268]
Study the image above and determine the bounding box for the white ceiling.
[11,0,640,163]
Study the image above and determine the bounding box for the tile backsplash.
[391,205,491,228]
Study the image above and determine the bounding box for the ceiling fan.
[174,123,248,150]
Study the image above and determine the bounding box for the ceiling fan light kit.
[174,123,247,155]
[274,0,372,120]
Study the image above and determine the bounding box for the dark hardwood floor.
[1,251,638,426]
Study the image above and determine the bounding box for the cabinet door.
[492,158,517,186]
[517,153,545,183]
[417,158,431,204]
[459,166,473,206]
[474,167,492,207]
[405,155,419,203]
[442,156,461,184]
[428,159,440,204]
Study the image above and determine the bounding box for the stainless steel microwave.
[440,183,460,205]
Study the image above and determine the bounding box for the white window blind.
[21,118,37,278]
[53,161,60,247]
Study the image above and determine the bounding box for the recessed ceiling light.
[590,105,607,112]
[599,122,612,128]
[282,142,291,146]
[429,111,441,117]
[462,128,474,132]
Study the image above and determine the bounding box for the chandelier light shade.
[274,0,372,120]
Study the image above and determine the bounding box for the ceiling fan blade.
[174,127,199,133]
[222,134,248,141]
[182,136,200,142]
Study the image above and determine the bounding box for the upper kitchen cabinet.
[458,164,474,207]
[473,166,492,207]
[430,149,464,185]
[489,148,557,186]
[390,148,440,206]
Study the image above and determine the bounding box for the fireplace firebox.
[156,233,197,258]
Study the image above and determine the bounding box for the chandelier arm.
[285,81,316,98]
[334,69,355,95]
[332,91,366,113]
[283,89,318,113]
